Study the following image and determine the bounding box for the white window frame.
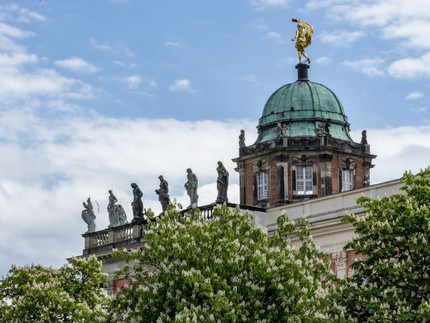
[257,171,268,200]
[342,169,353,192]
[296,166,313,195]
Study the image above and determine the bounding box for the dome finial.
[296,63,309,81]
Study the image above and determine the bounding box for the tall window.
[257,171,268,200]
[296,166,313,195]
[342,170,353,192]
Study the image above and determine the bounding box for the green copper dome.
[255,65,352,144]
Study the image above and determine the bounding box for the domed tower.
[233,64,375,207]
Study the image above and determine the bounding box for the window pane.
[342,170,352,192]
[257,172,268,200]
[296,166,313,195]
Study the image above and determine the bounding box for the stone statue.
[282,123,288,137]
[316,123,327,137]
[239,129,246,148]
[81,197,96,233]
[216,161,229,203]
[131,183,144,223]
[276,121,287,138]
[276,121,283,138]
[107,190,127,227]
[361,130,368,145]
[184,168,199,208]
[116,204,127,225]
[324,119,331,135]
[107,190,118,227]
[291,18,313,64]
[155,175,170,213]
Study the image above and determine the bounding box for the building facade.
[79,63,400,295]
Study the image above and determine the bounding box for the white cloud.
[0,4,46,23]
[265,32,285,43]
[54,57,99,73]
[90,38,134,57]
[250,0,290,10]
[165,41,180,47]
[0,21,34,38]
[0,52,37,66]
[320,0,430,50]
[315,56,332,65]
[409,107,427,113]
[276,57,296,67]
[405,91,424,100]
[350,125,430,184]
[388,52,430,79]
[319,30,364,45]
[382,19,430,49]
[306,0,349,10]
[252,18,267,31]
[169,79,195,93]
[242,74,260,86]
[0,112,256,276]
[125,75,142,88]
[0,57,94,101]
[342,58,385,77]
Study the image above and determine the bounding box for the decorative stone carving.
[155,175,170,214]
[332,250,347,278]
[185,168,199,208]
[81,197,96,233]
[131,183,144,223]
[239,129,246,148]
[340,157,357,170]
[216,161,229,203]
[291,154,317,166]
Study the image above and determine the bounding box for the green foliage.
[111,204,335,322]
[336,168,430,322]
[0,256,110,322]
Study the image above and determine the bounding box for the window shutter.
[278,166,284,201]
[253,174,257,203]
[326,177,332,195]
[292,169,296,191]
[313,170,317,194]
[339,170,342,192]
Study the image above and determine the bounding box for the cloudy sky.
[1,0,430,276]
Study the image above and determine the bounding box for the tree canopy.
[111,204,335,322]
[0,256,110,322]
[336,168,430,321]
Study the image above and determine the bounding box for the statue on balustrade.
[155,175,170,214]
[361,130,368,145]
[131,183,144,223]
[107,190,127,227]
[216,161,229,204]
[117,204,127,225]
[184,168,199,208]
[239,129,246,148]
[81,197,96,233]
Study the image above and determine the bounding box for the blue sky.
[1,0,430,276]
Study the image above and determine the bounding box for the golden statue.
[291,18,313,64]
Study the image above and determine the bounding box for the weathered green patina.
[255,69,352,144]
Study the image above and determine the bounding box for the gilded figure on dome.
[291,18,313,64]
